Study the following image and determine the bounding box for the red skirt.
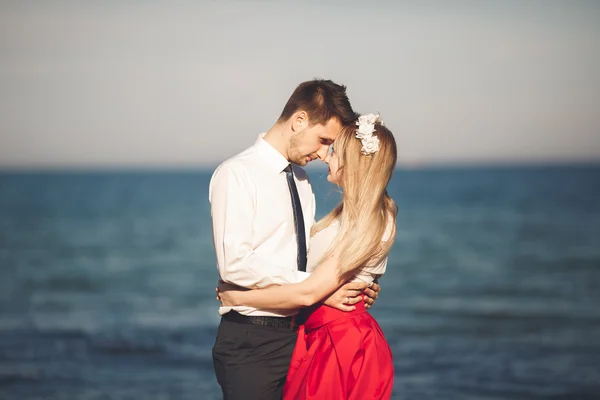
[283,301,394,400]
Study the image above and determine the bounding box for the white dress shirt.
[209,133,315,317]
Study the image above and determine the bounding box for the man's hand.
[324,281,368,311]
[215,280,248,307]
[363,281,381,309]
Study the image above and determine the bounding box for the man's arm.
[218,248,367,309]
[209,164,310,288]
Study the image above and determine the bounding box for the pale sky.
[1,0,599,168]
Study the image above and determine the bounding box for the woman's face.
[325,145,342,185]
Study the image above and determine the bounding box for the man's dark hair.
[277,79,355,127]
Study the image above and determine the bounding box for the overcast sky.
[1,0,599,168]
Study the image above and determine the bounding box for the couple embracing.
[209,79,397,400]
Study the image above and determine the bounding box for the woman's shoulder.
[312,218,340,237]
[381,214,395,243]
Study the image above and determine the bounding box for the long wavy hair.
[311,117,398,277]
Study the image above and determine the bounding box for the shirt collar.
[254,133,291,174]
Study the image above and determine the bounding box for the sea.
[0,164,599,400]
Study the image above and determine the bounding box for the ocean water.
[0,165,599,400]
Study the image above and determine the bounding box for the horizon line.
[1,159,599,174]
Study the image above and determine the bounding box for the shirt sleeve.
[209,163,310,289]
[354,256,387,285]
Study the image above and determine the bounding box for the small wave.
[24,275,104,294]
[0,373,42,385]
[91,338,167,356]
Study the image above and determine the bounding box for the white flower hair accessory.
[355,113,383,155]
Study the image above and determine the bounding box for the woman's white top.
[306,219,391,284]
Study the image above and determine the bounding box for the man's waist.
[222,310,296,330]
[218,305,297,317]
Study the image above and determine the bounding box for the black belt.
[222,310,296,330]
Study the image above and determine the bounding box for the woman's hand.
[324,281,368,311]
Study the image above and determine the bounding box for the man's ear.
[291,111,309,133]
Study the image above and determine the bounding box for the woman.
[218,113,397,399]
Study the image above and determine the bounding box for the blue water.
[1,165,599,399]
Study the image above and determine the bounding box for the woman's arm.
[218,251,367,310]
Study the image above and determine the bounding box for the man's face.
[288,117,343,166]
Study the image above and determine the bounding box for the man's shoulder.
[210,145,261,190]
[221,145,256,167]
[213,146,255,175]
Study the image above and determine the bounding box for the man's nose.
[316,146,329,160]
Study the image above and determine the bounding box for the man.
[209,79,380,400]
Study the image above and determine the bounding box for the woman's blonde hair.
[311,117,398,277]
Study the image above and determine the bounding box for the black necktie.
[284,164,307,272]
